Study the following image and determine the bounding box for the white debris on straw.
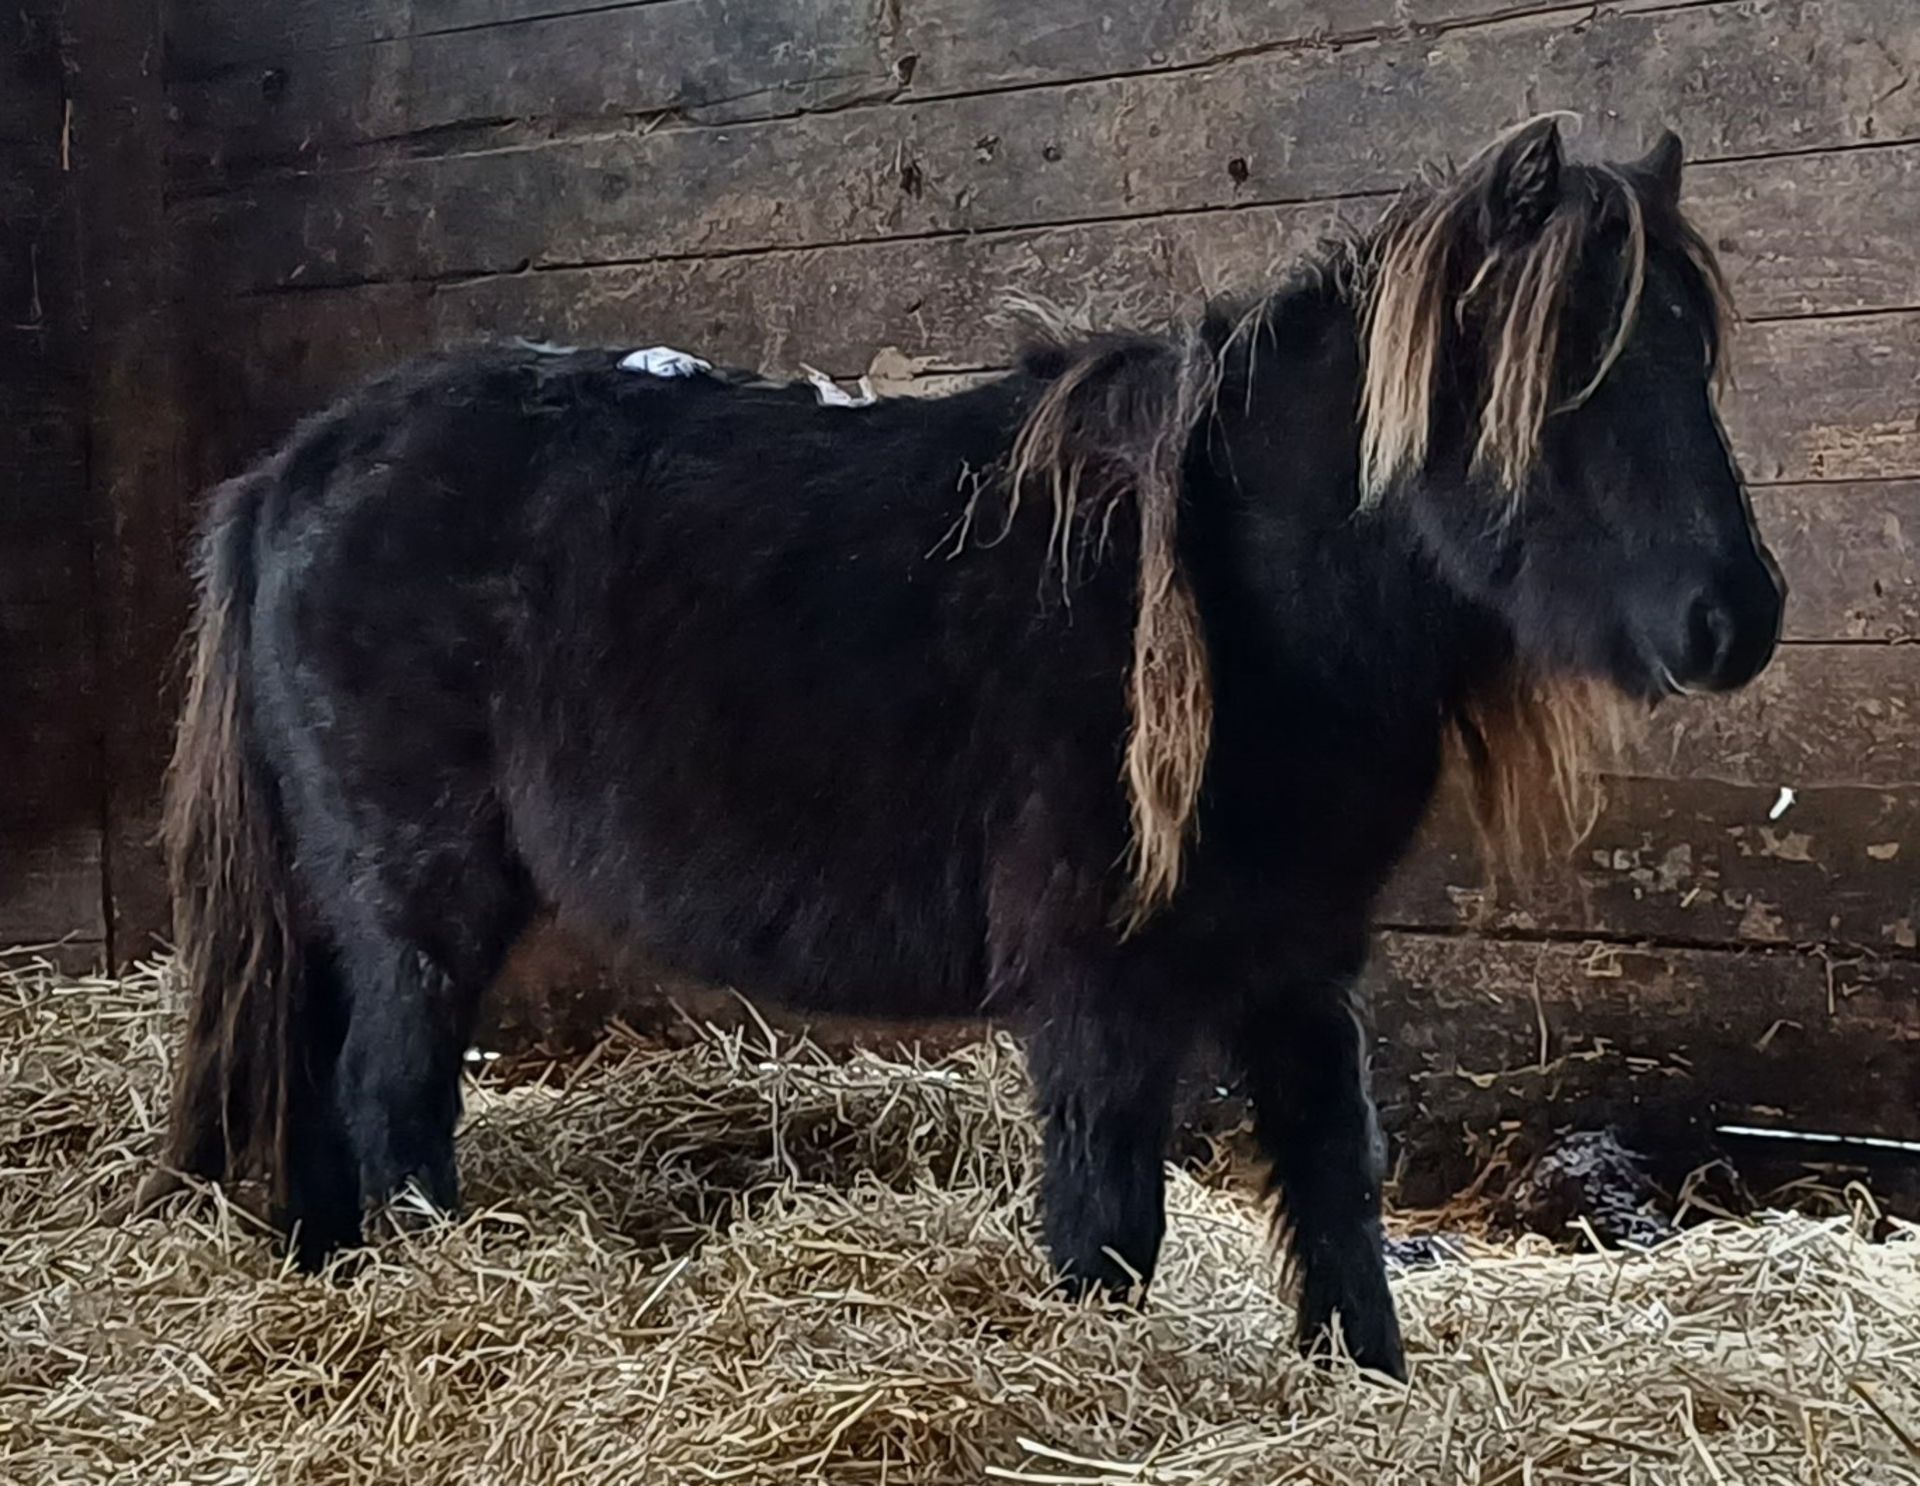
[1769,786,1797,820]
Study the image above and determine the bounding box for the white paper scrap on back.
[619,346,713,378]
[801,364,878,407]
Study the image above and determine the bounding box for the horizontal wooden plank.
[1727,311,1920,484]
[166,0,1525,78]
[1382,776,1920,950]
[178,0,1902,188]
[169,0,1683,173]
[901,0,1419,98]
[1695,142,1920,321]
[1639,645,1918,791]
[167,0,1662,92]
[167,0,680,66]
[202,134,1920,352]
[1371,931,1920,1199]
[1756,482,1920,643]
[170,0,901,171]
[176,0,1920,289]
[0,826,104,945]
[901,0,1696,99]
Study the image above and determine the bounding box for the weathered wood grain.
[2,8,94,910]
[1726,311,1920,484]
[0,826,105,945]
[70,3,199,959]
[176,0,1920,290]
[900,0,1430,98]
[900,0,1692,98]
[168,0,684,66]
[190,201,1360,428]
[1371,931,1920,1198]
[1642,645,1918,791]
[1694,143,1920,320]
[178,136,1920,394]
[170,0,903,173]
[1755,482,1920,644]
[163,0,1459,77]
[166,0,1659,97]
[168,0,1673,172]
[1381,777,1920,950]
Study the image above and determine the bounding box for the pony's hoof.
[1301,1312,1408,1383]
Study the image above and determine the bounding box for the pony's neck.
[1187,268,1507,726]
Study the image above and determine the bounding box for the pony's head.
[1360,117,1785,704]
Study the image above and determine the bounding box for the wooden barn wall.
[36,0,1920,1167]
[0,4,105,957]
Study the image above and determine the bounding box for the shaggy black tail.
[150,471,304,1213]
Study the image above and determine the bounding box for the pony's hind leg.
[330,845,531,1225]
[1238,960,1405,1380]
[285,940,363,1268]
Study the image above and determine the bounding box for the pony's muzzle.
[1664,550,1785,693]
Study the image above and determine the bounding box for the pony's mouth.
[1654,663,1705,699]
[1621,656,1699,709]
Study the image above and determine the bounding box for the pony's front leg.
[1238,960,1405,1379]
[1026,973,1194,1300]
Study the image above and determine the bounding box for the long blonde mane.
[1005,332,1219,933]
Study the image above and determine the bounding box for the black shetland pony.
[152,119,1782,1379]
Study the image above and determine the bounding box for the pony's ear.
[1633,129,1685,204]
[1480,117,1564,243]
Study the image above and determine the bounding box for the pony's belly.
[617,889,991,1021]
[515,805,993,1021]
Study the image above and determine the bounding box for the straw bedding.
[4,954,1918,1484]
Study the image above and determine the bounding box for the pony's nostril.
[1685,591,1737,683]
